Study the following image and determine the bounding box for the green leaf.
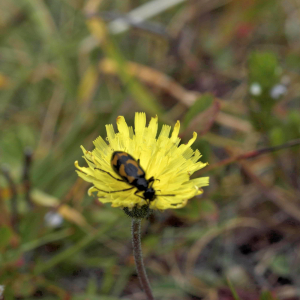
[143,234,160,250]
[269,127,285,146]
[3,285,14,300]
[34,221,115,274]
[100,264,116,295]
[248,51,280,92]
[248,51,281,124]
[183,93,214,128]
[199,199,218,219]
[19,210,45,244]
[260,290,278,300]
[11,275,37,297]
[226,277,242,300]
[174,198,217,221]
[86,276,98,295]
[287,110,300,139]
[270,255,290,275]
[0,226,13,250]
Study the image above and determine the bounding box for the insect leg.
[95,186,134,193]
[148,177,154,183]
[94,168,125,182]
[147,177,155,189]
[148,177,160,188]
[134,190,151,207]
[151,177,161,183]
[134,189,146,200]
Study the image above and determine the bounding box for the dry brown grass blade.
[77,66,99,105]
[181,99,221,138]
[99,58,247,135]
[240,161,300,223]
[164,250,213,297]
[216,111,253,133]
[274,285,299,300]
[99,58,200,106]
[63,178,90,209]
[58,205,91,230]
[36,87,65,159]
[31,190,94,231]
[84,0,104,16]
[184,217,262,278]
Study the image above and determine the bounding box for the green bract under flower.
[75,112,209,210]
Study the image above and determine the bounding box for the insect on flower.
[93,151,175,205]
[75,113,209,211]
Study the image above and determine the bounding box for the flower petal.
[134,112,146,138]
[116,116,129,138]
[148,115,158,140]
[170,120,180,143]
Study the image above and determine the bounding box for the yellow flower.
[75,112,209,210]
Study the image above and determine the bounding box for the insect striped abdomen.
[111,151,145,183]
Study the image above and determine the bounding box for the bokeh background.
[1,0,300,299]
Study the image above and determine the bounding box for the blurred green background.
[1,0,300,299]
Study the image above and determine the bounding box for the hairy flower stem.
[131,218,155,300]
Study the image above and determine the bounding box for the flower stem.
[131,218,155,300]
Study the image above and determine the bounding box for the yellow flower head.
[75,113,209,211]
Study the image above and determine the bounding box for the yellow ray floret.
[75,112,209,210]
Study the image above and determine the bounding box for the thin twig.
[200,138,300,174]
[131,218,155,300]
[22,147,33,209]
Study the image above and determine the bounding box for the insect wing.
[111,152,145,183]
